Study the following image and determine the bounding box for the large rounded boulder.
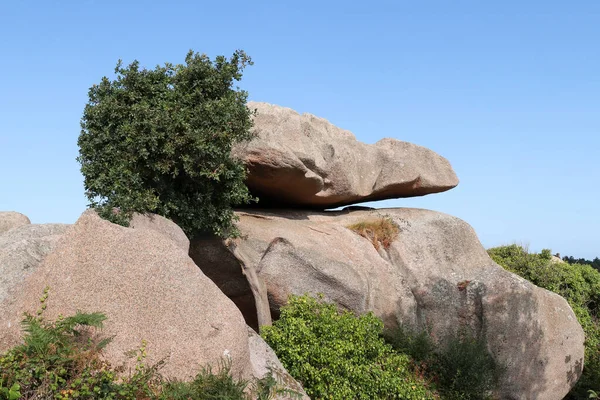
[191,208,585,400]
[0,211,31,234]
[0,210,252,381]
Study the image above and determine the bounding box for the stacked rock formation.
[190,102,585,400]
[0,103,587,400]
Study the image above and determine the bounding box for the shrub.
[432,334,499,399]
[78,50,256,238]
[347,216,400,250]
[261,294,436,400]
[0,309,294,399]
[388,326,500,400]
[488,244,600,399]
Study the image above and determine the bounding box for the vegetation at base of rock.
[347,216,400,250]
[488,244,600,399]
[387,326,501,400]
[261,294,437,399]
[78,50,256,238]
[0,310,290,400]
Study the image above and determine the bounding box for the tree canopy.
[78,50,255,237]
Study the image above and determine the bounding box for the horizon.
[0,1,598,259]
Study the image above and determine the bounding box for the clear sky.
[0,1,598,259]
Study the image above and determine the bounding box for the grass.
[346,216,400,250]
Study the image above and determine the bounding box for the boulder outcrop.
[233,102,459,208]
[1,100,585,398]
[0,211,31,234]
[191,208,585,400]
[0,222,69,304]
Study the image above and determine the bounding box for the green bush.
[388,326,500,400]
[261,294,437,400]
[78,50,256,238]
[0,310,293,400]
[488,244,600,398]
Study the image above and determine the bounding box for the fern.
[56,311,106,333]
[17,311,107,358]
[19,313,58,357]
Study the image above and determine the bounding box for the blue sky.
[0,1,598,259]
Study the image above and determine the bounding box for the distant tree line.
[562,255,600,271]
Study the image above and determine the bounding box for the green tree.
[78,50,255,238]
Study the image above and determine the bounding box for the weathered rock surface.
[0,210,252,381]
[234,102,458,208]
[191,208,584,400]
[551,255,564,264]
[0,222,70,304]
[0,211,31,234]
[130,212,190,252]
[247,327,310,399]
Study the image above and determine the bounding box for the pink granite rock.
[0,210,251,381]
[0,211,31,234]
[234,102,458,208]
[192,208,584,400]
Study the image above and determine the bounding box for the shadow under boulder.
[189,236,259,331]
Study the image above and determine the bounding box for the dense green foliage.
[261,294,437,400]
[0,310,293,400]
[488,244,600,399]
[78,50,256,238]
[388,327,500,400]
